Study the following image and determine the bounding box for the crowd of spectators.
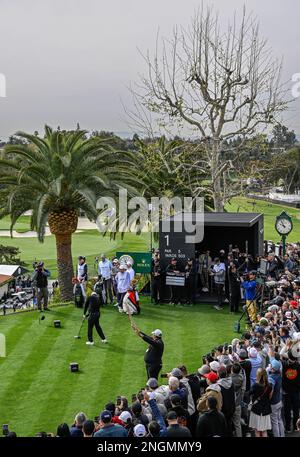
[5,244,300,438]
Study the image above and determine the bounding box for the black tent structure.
[159,212,264,269]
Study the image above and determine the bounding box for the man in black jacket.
[166,411,192,437]
[196,396,227,437]
[228,265,241,313]
[83,292,107,345]
[133,326,164,379]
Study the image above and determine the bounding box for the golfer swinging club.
[83,292,107,345]
[132,324,164,379]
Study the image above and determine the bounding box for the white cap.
[152,329,162,337]
[134,424,147,437]
[209,361,220,372]
[119,411,132,423]
[119,264,127,270]
[249,347,258,358]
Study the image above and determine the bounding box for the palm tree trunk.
[55,233,74,301]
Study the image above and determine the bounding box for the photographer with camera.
[31,261,51,311]
[240,270,258,324]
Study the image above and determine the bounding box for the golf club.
[74,317,86,339]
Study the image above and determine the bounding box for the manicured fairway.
[0,299,238,436]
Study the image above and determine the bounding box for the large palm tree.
[0,126,136,300]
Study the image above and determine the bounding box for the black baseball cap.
[166,411,178,420]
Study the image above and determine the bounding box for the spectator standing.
[217,366,235,436]
[93,411,128,437]
[32,261,50,311]
[196,396,227,437]
[165,411,192,437]
[70,412,86,437]
[82,420,95,437]
[249,368,272,437]
[211,258,226,311]
[249,347,263,386]
[282,352,300,433]
[228,265,241,313]
[231,363,246,437]
[115,265,131,312]
[98,254,113,305]
[268,356,285,437]
[126,262,135,282]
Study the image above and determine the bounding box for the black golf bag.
[74,283,84,308]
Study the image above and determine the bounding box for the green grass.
[226,196,300,242]
[0,215,31,232]
[0,299,238,436]
[0,230,150,277]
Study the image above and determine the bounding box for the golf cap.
[100,410,112,422]
[166,411,178,420]
[171,367,183,378]
[152,329,162,337]
[170,394,181,406]
[147,378,158,389]
[270,359,281,372]
[249,347,258,358]
[119,264,127,270]
[204,371,218,382]
[133,424,147,437]
[198,364,210,376]
[119,411,132,423]
[209,361,220,372]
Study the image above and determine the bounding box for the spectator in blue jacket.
[267,354,284,437]
[143,391,167,437]
[93,410,128,437]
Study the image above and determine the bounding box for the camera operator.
[32,261,50,311]
[240,270,258,324]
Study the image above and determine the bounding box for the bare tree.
[130,6,289,211]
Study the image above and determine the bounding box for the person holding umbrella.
[83,292,107,345]
[132,324,164,379]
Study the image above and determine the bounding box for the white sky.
[0,0,300,139]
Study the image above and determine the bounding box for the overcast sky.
[0,0,300,139]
